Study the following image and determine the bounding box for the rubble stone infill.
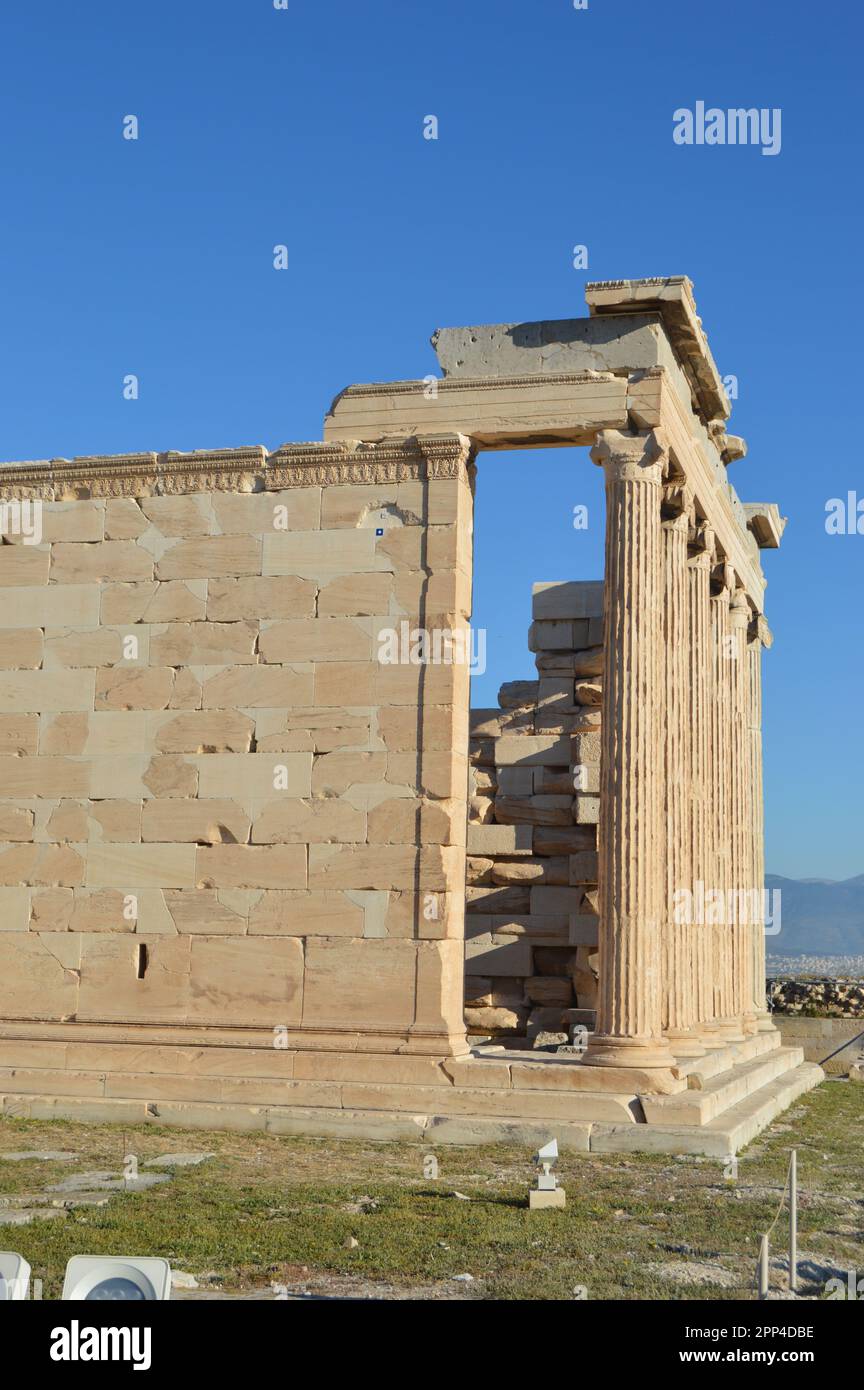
[465,580,602,1047]
[768,977,864,1018]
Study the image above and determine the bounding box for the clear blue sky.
[0,1,861,879]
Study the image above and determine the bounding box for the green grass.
[2,1080,861,1300]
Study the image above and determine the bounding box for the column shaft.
[584,430,676,1071]
[710,584,745,1039]
[730,592,757,1032]
[688,542,721,1041]
[748,621,777,1031]
[662,513,701,1051]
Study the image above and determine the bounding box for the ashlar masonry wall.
[0,436,474,1069]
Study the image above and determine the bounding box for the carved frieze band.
[0,433,476,500]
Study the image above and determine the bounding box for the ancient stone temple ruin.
[0,278,822,1154]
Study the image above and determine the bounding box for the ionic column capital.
[689,550,713,573]
[689,519,715,557]
[591,428,666,484]
[662,477,694,517]
[662,511,690,536]
[748,614,773,648]
[710,583,732,611]
[729,591,751,630]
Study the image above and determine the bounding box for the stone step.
[0,1065,640,1125]
[590,1063,824,1157]
[1,1089,598,1150]
[672,1029,781,1082]
[724,1030,783,1065]
[700,1063,824,1151]
[468,1050,686,1096]
[642,1046,804,1125]
[3,1061,824,1156]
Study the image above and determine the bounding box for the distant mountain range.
[765,874,864,955]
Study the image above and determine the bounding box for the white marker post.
[789,1149,798,1293]
[758,1234,770,1299]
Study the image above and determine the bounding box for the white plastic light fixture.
[0,1251,31,1301]
[62,1255,172,1301]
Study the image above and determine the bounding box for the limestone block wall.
[772,1016,864,1076]
[0,438,474,1059]
[464,581,604,1043]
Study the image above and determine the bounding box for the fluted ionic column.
[711,575,745,1041]
[748,616,778,1032]
[583,429,676,1072]
[729,591,758,1034]
[661,510,703,1054]
[688,534,723,1044]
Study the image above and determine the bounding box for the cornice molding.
[333,369,622,402]
[585,276,731,426]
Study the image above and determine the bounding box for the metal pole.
[758,1234,770,1299]
[789,1149,798,1293]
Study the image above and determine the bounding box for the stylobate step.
[641,1046,805,1125]
[590,1063,824,1157]
[672,1030,782,1082]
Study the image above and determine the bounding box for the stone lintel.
[324,371,629,449]
[742,502,787,549]
[585,276,731,426]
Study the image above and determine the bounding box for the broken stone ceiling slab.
[707,418,748,466]
[585,276,731,426]
[742,502,787,548]
[430,314,676,381]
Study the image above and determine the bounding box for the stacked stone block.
[0,438,474,1063]
[464,580,604,1045]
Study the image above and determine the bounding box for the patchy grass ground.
[1,1080,861,1300]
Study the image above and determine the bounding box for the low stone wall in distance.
[769,978,864,1075]
[768,977,864,1018]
